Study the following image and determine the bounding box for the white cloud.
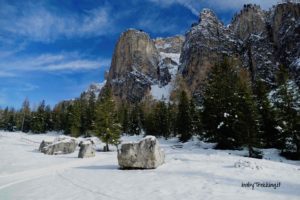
[0,2,114,42]
[0,52,111,73]
[0,71,16,77]
[149,0,279,16]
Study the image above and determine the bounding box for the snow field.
[0,131,300,200]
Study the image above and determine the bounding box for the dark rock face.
[180,3,300,98]
[179,9,239,95]
[155,36,185,86]
[271,3,300,84]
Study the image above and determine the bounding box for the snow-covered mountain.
[100,2,300,103]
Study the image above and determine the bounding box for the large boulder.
[38,139,53,152]
[78,141,96,158]
[118,136,165,169]
[41,136,77,155]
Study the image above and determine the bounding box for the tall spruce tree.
[254,80,279,148]
[176,91,192,142]
[271,65,300,153]
[190,98,202,136]
[70,100,82,137]
[95,88,121,151]
[128,104,142,135]
[31,100,46,133]
[20,98,31,132]
[202,59,241,149]
[203,58,260,153]
[236,70,260,157]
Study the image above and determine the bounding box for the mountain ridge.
[96,2,300,104]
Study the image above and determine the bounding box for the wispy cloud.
[0,1,114,42]
[0,52,111,74]
[0,71,16,77]
[148,0,278,16]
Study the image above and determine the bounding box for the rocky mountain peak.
[154,35,185,54]
[106,28,160,103]
[101,2,299,104]
[199,9,222,26]
[231,4,267,41]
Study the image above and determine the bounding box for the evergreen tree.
[271,65,300,153]
[236,70,261,158]
[152,101,171,138]
[190,98,202,136]
[144,108,156,136]
[45,105,53,132]
[119,103,129,134]
[254,80,280,148]
[86,92,97,136]
[128,104,142,135]
[95,88,121,151]
[31,101,46,133]
[203,58,259,153]
[70,100,82,137]
[20,98,31,132]
[176,91,192,142]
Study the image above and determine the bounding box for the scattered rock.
[78,141,96,158]
[118,136,165,169]
[38,139,53,152]
[41,136,77,155]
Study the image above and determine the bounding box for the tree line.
[0,58,299,158]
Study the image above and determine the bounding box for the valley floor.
[0,131,300,200]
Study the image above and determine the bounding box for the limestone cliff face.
[271,3,300,84]
[231,5,267,41]
[154,36,185,86]
[231,5,278,84]
[180,3,300,99]
[179,9,239,95]
[103,2,299,103]
[106,29,160,103]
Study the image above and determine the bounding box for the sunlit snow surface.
[0,131,300,200]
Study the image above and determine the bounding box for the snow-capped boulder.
[118,136,165,169]
[41,136,77,155]
[78,141,96,158]
[38,139,53,152]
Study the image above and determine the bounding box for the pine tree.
[86,92,96,136]
[31,100,46,133]
[20,98,31,133]
[128,104,142,135]
[152,101,171,138]
[176,91,192,142]
[236,70,261,158]
[271,65,300,154]
[119,103,129,134]
[254,80,280,148]
[45,105,53,132]
[190,98,202,136]
[202,58,260,152]
[95,88,121,151]
[202,59,241,149]
[70,100,82,137]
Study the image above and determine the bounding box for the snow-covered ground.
[0,131,300,200]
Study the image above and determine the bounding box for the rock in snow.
[38,139,53,152]
[78,141,96,158]
[118,136,165,169]
[41,136,77,155]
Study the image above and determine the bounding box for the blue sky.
[0,0,278,108]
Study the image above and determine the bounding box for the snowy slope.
[0,131,300,200]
